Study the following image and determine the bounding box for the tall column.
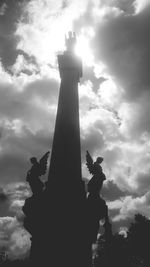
[47,32,83,191]
[45,33,88,267]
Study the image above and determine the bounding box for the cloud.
[0,183,31,258]
[0,3,7,16]
[0,64,59,184]
[76,3,150,219]
[0,216,30,259]
[134,0,150,14]
[10,54,38,75]
[108,191,150,223]
[101,180,127,201]
[9,227,30,260]
[92,5,150,101]
[75,3,150,217]
[0,0,29,69]
[133,169,150,195]
[16,0,90,65]
[0,182,30,217]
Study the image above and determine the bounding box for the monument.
[23,32,111,267]
[45,31,88,267]
[47,31,82,188]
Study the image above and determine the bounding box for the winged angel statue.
[26,151,50,195]
[86,151,106,194]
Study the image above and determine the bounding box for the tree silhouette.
[94,213,150,267]
[127,214,150,266]
[94,232,129,267]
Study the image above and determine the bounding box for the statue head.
[30,157,37,165]
[96,157,103,164]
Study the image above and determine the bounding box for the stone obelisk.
[46,32,89,267]
[48,32,82,189]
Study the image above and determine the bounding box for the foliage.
[127,214,150,266]
[94,213,150,267]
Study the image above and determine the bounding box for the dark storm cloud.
[102,180,127,201]
[113,0,135,14]
[0,77,58,122]
[92,7,150,101]
[126,92,150,137]
[99,0,135,14]
[0,124,51,184]
[135,170,150,195]
[0,76,58,184]
[0,151,28,184]
[0,0,31,69]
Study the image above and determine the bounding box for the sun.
[75,35,94,67]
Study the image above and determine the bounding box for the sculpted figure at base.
[86,151,111,245]
[23,151,50,262]
[86,151,106,194]
[26,151,50,195]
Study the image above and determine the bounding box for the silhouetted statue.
[26,151,50,195]
[86,151,110,246]
[23,151,50,265]
[65,31,76,53]
[86,150,106,194]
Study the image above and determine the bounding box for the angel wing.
[39,151,50,176]
[86,150,94,175]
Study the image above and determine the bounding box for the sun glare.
[75,35,94,67]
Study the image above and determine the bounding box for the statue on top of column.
[65,31,76,53]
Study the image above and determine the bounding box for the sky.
[0,0,150,259]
